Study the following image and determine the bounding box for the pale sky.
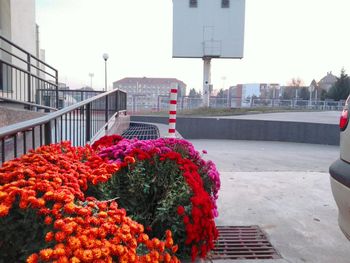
[36,0,350,93]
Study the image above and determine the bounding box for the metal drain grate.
[210,226,281,260]
[122,123,160,140]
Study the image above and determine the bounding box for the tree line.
[187,69,350,101]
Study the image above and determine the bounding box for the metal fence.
[0,34,59,108]
[128,96,346,113]
[0,89,127,164]
[37,89,104,109]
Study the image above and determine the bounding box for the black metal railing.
[0,89,127,164]
[37,89,104,109]
[0,34,59,108]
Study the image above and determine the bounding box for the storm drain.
[122,123,160,140]
[210,226,281,260]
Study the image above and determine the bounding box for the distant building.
[259,83,281,99]
[113,77,187,111]
[319,72,337,92]
[230,83,261,107]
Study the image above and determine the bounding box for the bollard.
[168,83,178,138]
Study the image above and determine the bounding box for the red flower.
[177,206,185,216]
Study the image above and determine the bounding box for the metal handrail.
[0,97,57,111]
[0,89,123,138]
[0,34,59,108]
[0,46,28,65]
[0,34,57,72]
[0,59,55,84]
[37,88,104,94]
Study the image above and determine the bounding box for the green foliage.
[327,68,350,100]
[281,86,296,99]
[188,88,201,98]
[88,156,195,257]
[0,201,50,262]
[299,87,310,100]
[320,89,328,100]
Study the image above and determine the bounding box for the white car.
[330,96,350,240]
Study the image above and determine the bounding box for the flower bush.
[0,142,179,262]
[91,137,221,260]
[0,135,220,262]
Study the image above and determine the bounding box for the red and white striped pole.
[168,83,178,138]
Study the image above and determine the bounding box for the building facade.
[113,77,186,111]
[318,71,337,92]
[230,83,280,107]
[0,0,45,99]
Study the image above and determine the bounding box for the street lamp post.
[103,53,109,92]
[88,73,94,89]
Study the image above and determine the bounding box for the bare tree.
[283,77,304,99]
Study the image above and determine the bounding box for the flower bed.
[0,135,220,262]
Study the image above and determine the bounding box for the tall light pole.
[103,53,109,92]
[88,72,94,89]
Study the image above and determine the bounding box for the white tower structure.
[172,0,245,107]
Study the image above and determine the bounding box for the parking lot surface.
[190,139,349,263]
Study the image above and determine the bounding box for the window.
[0,63,12,92]
[0,62,2,91]
[222,0,229,8]
[189,0,197,8]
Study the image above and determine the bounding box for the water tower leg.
[203,58,211,107]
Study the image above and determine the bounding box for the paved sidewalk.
[212,111,340,124]
[189,140,350,263]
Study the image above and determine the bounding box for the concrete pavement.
[189,140,350,263]
[213,111,340,125]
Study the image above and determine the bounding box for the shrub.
[0,142,179,263]
[91,137,221,261]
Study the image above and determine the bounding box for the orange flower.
[115,245,125,256]
[53,247,66,258]
[165,237,174,248]
[82,249,93,262]
[0,191,8,200]
[69,256,81,263]
[97,211,107,218]
[2,141,182,263]
[64,202,76,214]
[164,252,171,263]
[171,245,178,253]
[55,231,66,242]
[100,246,110,257]
[67,236,81,250]
[39,248,53,261]
[57,256,69,263]
[44,216,53,225]
[92,248,102,259]
[45,231,54,242]
[54,219,65,229]
[26,253,38,263]
[0,204,9,217]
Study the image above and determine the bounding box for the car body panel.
[330,95,350,240]
[340,96,350,162]
[330,176,350,240]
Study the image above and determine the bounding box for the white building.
[113,77,186,111]
[230,83,266,107]
[0,0,45,100]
